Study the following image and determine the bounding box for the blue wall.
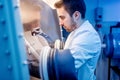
[85,0,120,35]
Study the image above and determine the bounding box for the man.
[54,0,101,80]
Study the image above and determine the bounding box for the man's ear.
[73,11,80,20]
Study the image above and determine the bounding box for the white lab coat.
[64,20,101,80]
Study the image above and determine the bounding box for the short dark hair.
[54,0,86,19]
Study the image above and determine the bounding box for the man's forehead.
[56,7,67,16]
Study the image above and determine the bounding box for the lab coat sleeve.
[69,30,101,70]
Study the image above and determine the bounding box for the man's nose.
[59,21,64,27]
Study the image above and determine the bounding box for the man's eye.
[61,17,65,20]
[59,16,65,20]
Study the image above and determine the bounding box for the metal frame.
[0,0,29,80]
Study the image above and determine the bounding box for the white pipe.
[24,38,40,60]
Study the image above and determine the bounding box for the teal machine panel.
[0,0,29,80]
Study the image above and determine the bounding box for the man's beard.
[65,19,77,32]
